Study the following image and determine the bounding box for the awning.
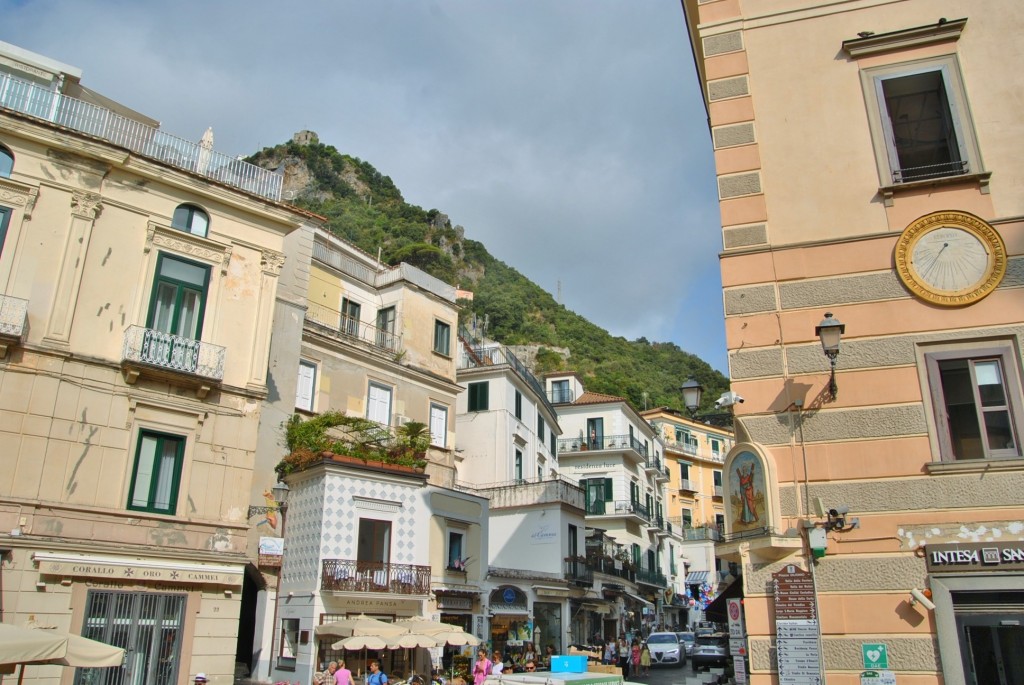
[34,551,244,587]
[686,571,710,584]
[622,592,654,608]
[432,582,482,595]
[581,603,612,615]
[704,577,742,622]
[533,584,573,598]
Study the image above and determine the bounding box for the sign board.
[734,657,747,685]
[861,671,896,685]
[730,638,747,657]
[772,565,817,620]
[925,541,1024,573]
[728,598,745,638]
[772,566,821,685]
[862,644,889,670]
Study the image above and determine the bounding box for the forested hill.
[247,133,729,413]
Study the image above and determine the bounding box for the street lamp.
[814,312,845,400]
[247,481,290,518]
[680,376,703,417]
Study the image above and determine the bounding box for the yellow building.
[683,1,1024,684]
[0,42,309,685]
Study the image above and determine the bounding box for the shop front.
[488,586,532,662]
[435,589,480,678]
[928,541,1024,685]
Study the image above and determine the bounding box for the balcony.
[455,477,584,511]
[678,479,695,493]
[0,73,282,201]
[0,294,28,357]
[586,499,651,524]
[548,387,576,404]
[635,567,668,588]
[588,556,636,583]
[713,485,724,498]
[564,558,593,587]
[321,559,431,595]
[458,342,556,418]
[311,242,457,303]
[305,302,401,354]
[557,434,649,462]
[679,526,723,542]
[121,325,225,398]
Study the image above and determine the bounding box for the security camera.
[910,588,935,611]
[828,506,849,517]
[715,391,745,409]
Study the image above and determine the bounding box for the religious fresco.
[728,450,767,533]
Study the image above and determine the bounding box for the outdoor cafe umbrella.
[0,623,125,685]
[390,618,462,636]
[430,631,479,647]
[316,615,408,639]
[332,635,390,651]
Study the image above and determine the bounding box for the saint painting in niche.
[729,451,766,532]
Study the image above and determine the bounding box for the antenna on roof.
[377,246,382,270]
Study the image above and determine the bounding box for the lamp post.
[680,376,703,418]
[814,312,845,400]
[249,481,290,678]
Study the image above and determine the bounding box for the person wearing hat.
[194,674,209,685]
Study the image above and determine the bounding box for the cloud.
[0,0,727,372]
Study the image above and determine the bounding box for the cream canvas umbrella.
[431,631,480,647]
[316,615,408,639]
[391,618,462,635]
[332,635,389,651]
[0,624,124,685]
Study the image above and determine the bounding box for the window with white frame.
[171,204,209,238]
[429,403,448,448]
[341,298,361,337]
[860,55,981,185]
[924,342,1023,461]
[367,382,392,425]
[514,449,523,481]
[295,360,317,411]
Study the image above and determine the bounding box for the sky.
[0,0,728,373]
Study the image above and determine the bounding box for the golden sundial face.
[894,211,1007,306]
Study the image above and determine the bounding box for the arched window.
[0,145,13,178]
[171,204,209,237]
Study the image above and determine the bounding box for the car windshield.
[678,633,695,643]
[696,635,728,647]
[647,634,678,644]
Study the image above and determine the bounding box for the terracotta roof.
[574,391,627,405]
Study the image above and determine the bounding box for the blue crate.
[550,655,588,673]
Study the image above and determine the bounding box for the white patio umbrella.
[0,623,124,685]
[391,618,462,635]
[432,631,480,647]
[332,635,389,651]
[316,615,408,639]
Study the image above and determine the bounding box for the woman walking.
[639,643,651,677]
[630,641,641,677]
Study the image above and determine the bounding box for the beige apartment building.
[643,408,732,609]
[0,42,311,685]
[684,1,1024,684]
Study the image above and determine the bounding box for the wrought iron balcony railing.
[321,559,431,595]
[635,567,668,588]
[563,559,593,586]
[0,72,282,201]
[679,526,723,542]
[304,302,401,353]
[458,341,555,419]
[557,434,649,459]
[585,499,651,523]
[122,325,225,381]
[0,294,28,356]
[548,387,576,404]
[588,556,636,583]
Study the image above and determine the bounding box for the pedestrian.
[640,644,651,677]
[367,661,388,685]
[631,641,641,676]
[491,652,504,675]
[617,637,630,679]
[335,660,355,685]
[193,674,208,685]
[603,640,615,665]
[472,649,492,685]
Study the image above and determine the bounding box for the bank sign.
[925,541,1024,573]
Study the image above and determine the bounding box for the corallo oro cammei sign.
[925,542,1024,573]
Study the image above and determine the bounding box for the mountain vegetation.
[247,135,729,414]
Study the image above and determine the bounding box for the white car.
[645,632,685,667]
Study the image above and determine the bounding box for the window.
[341,298,361,336]
[0,145,13,178]
[171,204,209,237]
[568,523,579,558]
[433,320,451,355]
[515,390,522,420]
[631,543,641,567]
[538,415,545,442]
[295,360,317,411]
[514,449,523,481]
[681,508,693,528]
[447,530,465,570]
[925,343,1023,461]
[586,417,603,449]
[0,206,10,258]
[630,480,639,506]
[357,518,391,563]
[710,438,722,458]
[128,431,185,514]
[713,470,723,494]
[551,379,570,403]
[468,381,489,412]
[550,431,556,456]
[430,403,448,448]
[376,306,396,349]
[148,254,209,341]
[861,56,981,185]
[367,382,392,425]
[279,618,300,665]
[583,478,612,514]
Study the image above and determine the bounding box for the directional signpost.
[773,565,822,685]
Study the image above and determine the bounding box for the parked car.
[691,633,729,670]
[675,631,696,657]
[645,632,685,667]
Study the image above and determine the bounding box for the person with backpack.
[366,661,388,685]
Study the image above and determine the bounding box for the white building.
[546,373,684,636]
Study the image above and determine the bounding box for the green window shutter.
[582,479,590,510]
[604,478,613,500]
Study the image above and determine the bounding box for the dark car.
[691,633,729,670]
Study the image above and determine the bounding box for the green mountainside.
[248,136,729,414]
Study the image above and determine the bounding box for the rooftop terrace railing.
[0,73,282,201]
